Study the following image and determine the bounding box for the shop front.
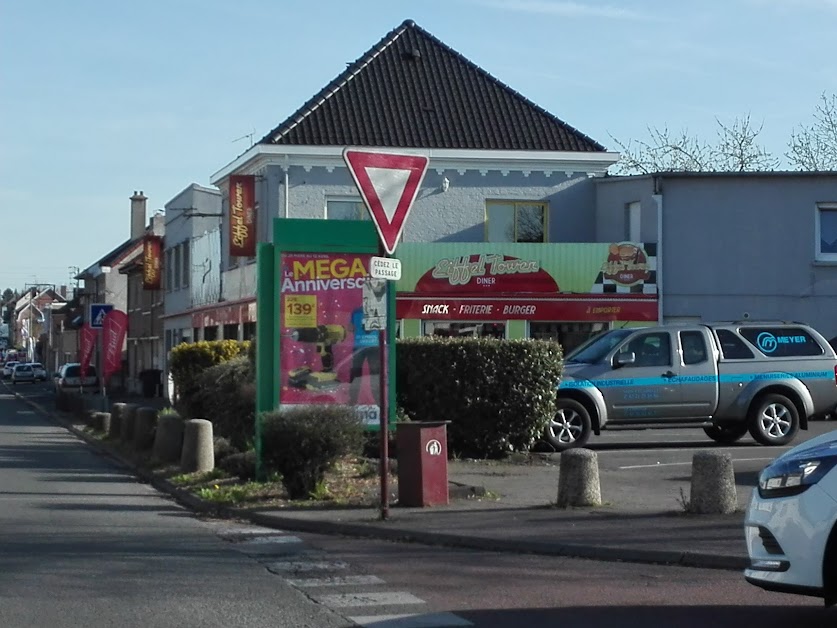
[395,242,659,354]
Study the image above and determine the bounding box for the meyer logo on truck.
[547,322,837,452]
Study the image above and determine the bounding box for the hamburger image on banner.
[602,243,650,287]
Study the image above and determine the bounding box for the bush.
[218,450,257,481]
[186,356,255,450]
[260,405,364,500]
[396,337,563,458]
[170,340,250,411]
[213,436,238,462]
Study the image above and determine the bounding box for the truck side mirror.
[614,352,636,368]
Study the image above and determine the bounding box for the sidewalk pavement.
[8,385,751,572]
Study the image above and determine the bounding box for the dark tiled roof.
[78,239,141,278]
[260,19,605,152]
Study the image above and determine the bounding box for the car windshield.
[565,329,636,364]
[31,363,42,369]
[65,365,96,377]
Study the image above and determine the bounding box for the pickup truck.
[547,321,837,451]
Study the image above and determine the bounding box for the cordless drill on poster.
[287,325,347,388]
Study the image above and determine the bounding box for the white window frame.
[325,196,369,221]
[484,200,548,243]
[626,201,641,242]
[815,202,837,262]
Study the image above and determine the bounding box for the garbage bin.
[140,369,161,398]
[396,421,450,507]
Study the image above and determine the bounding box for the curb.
[6,386,750,572]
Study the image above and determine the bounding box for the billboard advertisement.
[278,252,386,426]
[229,175,256,257]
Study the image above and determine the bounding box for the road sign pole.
[378,245,390,521]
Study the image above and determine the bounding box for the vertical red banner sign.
[79,323,96,379]
[102,309,128,383]
[143,235,163,290]
[229,174,256,257]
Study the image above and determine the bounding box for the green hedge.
[170,340,249,409]
[396,337,563,458]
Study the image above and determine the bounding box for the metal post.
[378,248,390,521]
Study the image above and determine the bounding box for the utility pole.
[24,282,55,364]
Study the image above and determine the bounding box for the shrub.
[396,337,563,458]
[218,450,257,481]
[170,340,250,412]
[213,436,238,462]
[260,405,364,500]
[187,356,255,450]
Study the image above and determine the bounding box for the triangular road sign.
[343,148,429,254]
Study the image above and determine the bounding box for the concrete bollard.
[85,410,98,427]
[557,448,602,508]
[153,412,185,463]
[689,451,738,514]
[94,412,111,434]
[133,407,157,450]
[180,419,215,473]
[109,403,126,439]
[120,404,139,444]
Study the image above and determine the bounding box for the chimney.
[59,285,67,298]
[150,210,165,236]
[130,190,148,240]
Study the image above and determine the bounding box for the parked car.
[744,429,837,605]
[3,361,19,379]
[30,362,47,381]
[11,363,35,385]
[550,321,837,451]
[54,363,98,393]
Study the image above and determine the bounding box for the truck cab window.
[620,332,671,367]
[715,329,754,359]
[680,331,708,365]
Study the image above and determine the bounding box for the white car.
[30,362,47,381]
[11,363,35,384]
[744,430,837,606]
[3,361,19,379]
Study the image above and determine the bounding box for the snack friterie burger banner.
[278,252,385,426]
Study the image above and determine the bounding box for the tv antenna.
[232,128,256,148]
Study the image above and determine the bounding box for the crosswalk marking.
[348,613,474,627]
[287,575,385,588]
[266,559,349,573]
[215,525,288,539]
[318,592,425,608]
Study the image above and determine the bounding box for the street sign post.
[343,147,429,521]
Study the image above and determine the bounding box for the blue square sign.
[89,303,114,329]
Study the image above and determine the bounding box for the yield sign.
[343,148,429,254]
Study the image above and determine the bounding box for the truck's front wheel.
[545,399,592,451]
[748,393,800,446]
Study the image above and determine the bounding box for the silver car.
[11,363,35,385]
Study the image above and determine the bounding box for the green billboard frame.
[255,217,397,479]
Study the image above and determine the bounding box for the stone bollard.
[94,412,111,434]
[557,448,602,508]
[121,404,139,444]
[85,410,98,427]
[180,419,214,473]
[689,451,738,514]
[109,403,126,439]
[153,412,185,463]
[133,407,157,450]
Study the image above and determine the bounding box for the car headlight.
[758,456,837,498]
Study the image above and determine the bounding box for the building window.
[626,201,641,241]
[326,199,369,221]
[223,323,239,340]
[173,245,181,291]
[243,322,256,341]
[485,201,546,243]
[181,242,190,289]
[203,326,218,341]
[423,321,506,339]
[816,203,837,261]
[165,249,173,293]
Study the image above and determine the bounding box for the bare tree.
[610,115,778,174]
[787,92,837,171]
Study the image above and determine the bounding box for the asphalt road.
[0,387,352,628]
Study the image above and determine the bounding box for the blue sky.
[1,0,835,290]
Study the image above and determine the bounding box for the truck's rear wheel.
[748,393,800,446]
[545,399,592,451]
[703,423,748,444]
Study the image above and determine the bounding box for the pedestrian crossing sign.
[90,303,114,329]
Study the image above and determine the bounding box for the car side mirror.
[614,352,636,368]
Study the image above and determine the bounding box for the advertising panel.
[229,175,256,257]
[278,252,385,426]
[142,235,163,290]
[102,309,128,382]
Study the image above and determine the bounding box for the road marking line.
[215,526,288,538]
[601,445,793,455]
[286,575,385,588]
[237,535,303,545]
[619,457,775,470]
[318,592,425,608]
[266,560,348,573]
[348,613,474,627]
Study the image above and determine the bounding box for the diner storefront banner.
[394,242,658,322]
